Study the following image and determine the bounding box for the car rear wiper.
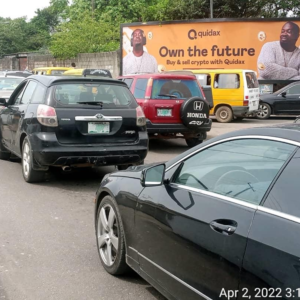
[158,94,178,98]
[77,101,103,106]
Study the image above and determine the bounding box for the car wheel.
[215,106,233,123]
[185,138,203,148]
[0,142,10,160]
[22,137,45,183]
[256,103,271,119]
[96,195,129,275]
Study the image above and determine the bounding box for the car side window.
[12,83,28,105]
[263,157,300,218]
[124,78,133,89]
[195,74,211,87]
[286,84,300,95]
[133,79,148,98]
[214,74,240,89]
[172,139,296,205]
[20,81,38,105]
[31,84,47,104]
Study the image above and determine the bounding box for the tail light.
[136,106,146,126]
[37,104,58,127]
[243,100,249,106]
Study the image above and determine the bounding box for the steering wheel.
[169,89,184,98]
[214,170,259,194]
[178,173,208,190]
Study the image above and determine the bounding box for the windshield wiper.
[158,94,178,98]
[77,101,103,106]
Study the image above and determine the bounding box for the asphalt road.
[0,117,294,300]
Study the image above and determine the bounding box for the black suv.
[0,76,148,182]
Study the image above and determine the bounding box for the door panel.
[239,156,300,299]
[153,184,256,300]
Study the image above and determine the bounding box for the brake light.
[136,106,146,126]
[37,104,58,127]
[145,78,153,99]
[243,100,249,106]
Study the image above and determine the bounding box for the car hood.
[260,93,277,101]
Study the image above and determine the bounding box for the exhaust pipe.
[62,166,72,172]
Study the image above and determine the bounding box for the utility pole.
[210,0,213,18]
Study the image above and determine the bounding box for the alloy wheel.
[257,104,269,118]
[97,204,119,267]
[22,142,30,178]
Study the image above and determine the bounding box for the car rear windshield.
[151,79,202,99]
[0,78,23,90]
[245,72,259,88]
[52,82,135,108]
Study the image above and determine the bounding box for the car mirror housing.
[140,164,166,187]
[282,92,287,98]
[0,98,7,106]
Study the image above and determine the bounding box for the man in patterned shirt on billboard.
[123,29,158,75]
[258,22,300,80]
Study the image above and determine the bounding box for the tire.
[22,137,45,183]
[96,195,129,275]
[215,106,233,123]
[256,103,271,120]
[185,138,203,148]
[180,96,210,129]
[0,141,10,160]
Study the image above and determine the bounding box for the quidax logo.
[194,101,204,111]
[189,121,203,126]
[187,112,207,118]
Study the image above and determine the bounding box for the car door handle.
[210,220,237,236]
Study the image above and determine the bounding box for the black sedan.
[257,81,300,119]
[95,124,300,300]
[0,75,148,183]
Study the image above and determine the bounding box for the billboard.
[121,18,300,80]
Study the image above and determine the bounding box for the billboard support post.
[210,0,213,18]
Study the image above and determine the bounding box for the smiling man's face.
[280,23,299,46]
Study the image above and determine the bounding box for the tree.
[50,11,119,59]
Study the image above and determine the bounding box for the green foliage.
[50,11,119,59]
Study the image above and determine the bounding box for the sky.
[0,0,51,20]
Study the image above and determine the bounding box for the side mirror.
[281,92,287,98]
[0,98,7,106]
[140,164,166,187]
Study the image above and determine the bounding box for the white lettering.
[187,113,207,118]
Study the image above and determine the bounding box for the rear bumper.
[232,105,259,117]
[146,119,212,134]
[29,132,148,168]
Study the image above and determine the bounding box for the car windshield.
[152,79,202,99]
[0,78,23,90]
[53,82,135,108]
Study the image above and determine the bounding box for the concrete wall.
[0,50,121,78]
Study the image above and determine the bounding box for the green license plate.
[157,109,172,116]
[88,122,110,134]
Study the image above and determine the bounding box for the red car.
[118,73,212,147]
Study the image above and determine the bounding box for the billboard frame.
[120,17,300,76]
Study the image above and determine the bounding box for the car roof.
[26,75,127,87]
[33,67,72,71]
[119,73,197,80]
[165,124,300,168]
[187,69,256,74]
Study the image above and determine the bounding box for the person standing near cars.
[257,22,300,80]
[123,29,158,75]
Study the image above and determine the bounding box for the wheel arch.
[213,103,233,115]
[20,133,27,154]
